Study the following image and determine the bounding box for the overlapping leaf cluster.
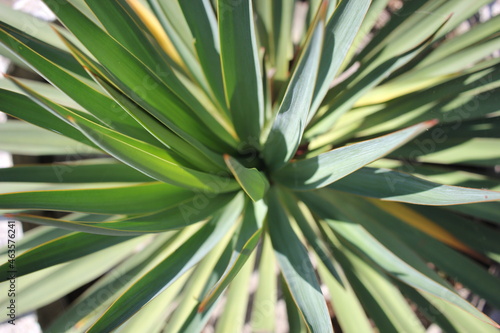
[0,0,499,332]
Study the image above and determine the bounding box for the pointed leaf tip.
[424,119,439,127]
[319,0,329,19]
[224,154,269,202]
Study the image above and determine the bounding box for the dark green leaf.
[218,0,264,145]
[0,163,153,183]
[178,0,226,110]
[263,6,325,169]
[0,182,193,214]
[268,188,333,333]
[0,232,134,280]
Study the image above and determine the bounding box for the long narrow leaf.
[10,76,236,191]
[0,236,145,316]
[365,199,500,308]
[0,90,93,147]
[263,4,326,170]
[267,188,333,333]
[69,113,238,192]
[301,192,500,328]
[84,0,171,73]
[10,193,234,236]
[250,233,277,332]
[275,120,437,190]
[0,22,156,144]
[88,70,226,172]
[0,232,134,279]
[307,19,448,138]
[42,0,236,150]
[86,194,243,333]
[329,167,500,205]
[0,120,96,156]
[214,252,256,333]
[0,163,152,183]
[178,0,225,109]
[218,0,264,146]
[0,182,192,214]
[310,0,371,116]
[199,200,265,311]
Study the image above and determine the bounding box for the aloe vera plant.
[0,0,500,331]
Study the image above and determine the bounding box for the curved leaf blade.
[0,236,145,316]
[0,182,192,214]
[275,120,437,190]
[42,0,235,150]
[366,200,500,309]
[88,69,226,173]
[69,113,238,192]
[331,218,499,328]
[0,22,154,143]
[0,120,95,156]
[9,77,236,192]
[178,0,226,109]
[0,89,93,147]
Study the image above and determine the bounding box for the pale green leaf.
[10,193,233,236]
[214,252,256,333]
[275,120,437,190]
[361,199,500,308]
[0,163,152,183]
[178,0,226,109]
[301,192,500,328]
[250,233,277,332]
[199,200,265,311]
[0,120,97,156]
[310,0,371,116]
[0,236,145,315]
[263,6,325,169]
[329,167,500,205]
[315,226,375,333]
[86,194,243,333]
[267,188,333,333]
